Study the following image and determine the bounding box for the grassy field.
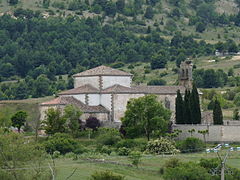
[0,96,54,127]
[53,151,240,180]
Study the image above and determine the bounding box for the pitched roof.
[59,84,99,95]
[102,84,135,93]
[73,65,132,77]
[41,96,109,113]
[131,85,186,94]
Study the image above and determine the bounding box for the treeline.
[0,13,216,81]
[0,75,73,100]
[0,12,217,99]
[193,68,228,88]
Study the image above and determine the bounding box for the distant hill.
[1,0,240,43]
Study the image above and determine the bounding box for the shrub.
[111,62,125,68]
[145,138,179,155]
[164,158,182,169]
[128,64,134,69]
[117,147,130,156]
[128,151,142,167]
[176,137,205,153]
[199,158,219,171]
[97,128,121,146]
[44,133,85,154]
[85,116,101,131]
[163,162,211,180]
[90,171,125,180]
[52,151,61,158]
[97,145,112,155]
[116,139,138,149]
[147,79,166,86]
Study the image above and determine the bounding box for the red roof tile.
[41,96,109,113]
[73,65,132,77]
[59,84,99,95]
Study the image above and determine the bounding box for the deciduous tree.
[122,95,171,140]
[11,111,27,133]
[42,108,67,135]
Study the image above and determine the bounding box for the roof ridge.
[73,65,132,77]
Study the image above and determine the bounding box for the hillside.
[1,0,240,43]
[1,0,240,122]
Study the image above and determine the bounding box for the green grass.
[0,96,54,127]
[53,151,240,180]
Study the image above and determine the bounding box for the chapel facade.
[40,61,192,126]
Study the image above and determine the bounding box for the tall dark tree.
[9,0,18,5]
[213,99,223,125]
[151,54,167,69]
[190,83,201,124]
[175,90,184,124]
[183,89,192,124]
[144,6,154,19]
[116,0,125,12]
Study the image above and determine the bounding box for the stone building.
[40,61,193,126]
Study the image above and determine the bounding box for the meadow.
[53,151,240,179]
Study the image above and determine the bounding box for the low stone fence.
[173,124,240,142]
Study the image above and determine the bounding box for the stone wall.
[113,93,144,122]
[74,76,100,89]
[173,124,240,142]
[102,76,131,89]
[39,105,65,121]
[81,112,110,122]
[156,94,176,112]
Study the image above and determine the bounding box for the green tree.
[105,1,117,16]
[190,83,201,124]
[213,99,223,125]
[9,0,18,5]
[175,90,184,124]
[116,0,125,12]
[11,111,27,133]
[33,74,51,97]
[233,109,239,120]
[198,130,208,145]
[147,79,166,85]
[0,132,50,179]
[183,90,192,124]
[122,95,171,140]
[43,0,50,8]
[151,54,167,69]
[196,22,206,33]
[64,105,82,136]
[42,108,67,135]
[144,6,154,19]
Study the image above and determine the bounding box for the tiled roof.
[73,65,132,77]
[59,84,99,95]
[58,84,186,95]
[41,96,109,113]
[102,84,185,94]
[102,84,135,93]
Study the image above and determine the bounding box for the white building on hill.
[40,62,192,126]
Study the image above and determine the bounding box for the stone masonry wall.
[173,124,240,142]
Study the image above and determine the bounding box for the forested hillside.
[1,0,240,100]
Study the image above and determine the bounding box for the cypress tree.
[183,89,192,124]
[213,99,223,125]
[190,83,201,124]
[175,90,184,124]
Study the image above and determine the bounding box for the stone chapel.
[40,61,193,126]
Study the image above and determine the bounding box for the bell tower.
[179,60,193,89]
